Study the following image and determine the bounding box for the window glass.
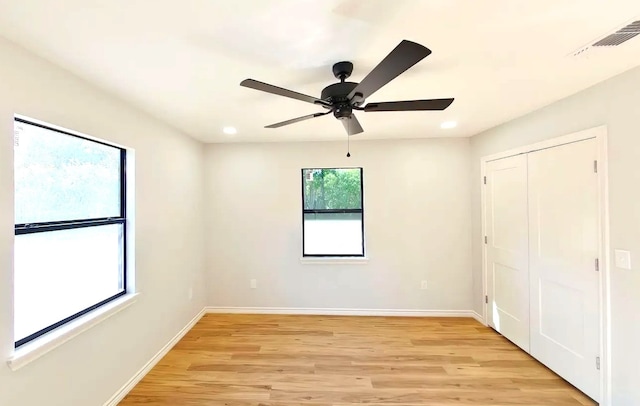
[13,118,127,348]
[302,168,364,256]
[14,121,121,224]
[303,168,362,210]
[303,212,363,255]
[14,224,125,342]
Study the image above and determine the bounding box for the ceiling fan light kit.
[239,39,455,137]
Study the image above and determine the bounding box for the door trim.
[480,125,610,406]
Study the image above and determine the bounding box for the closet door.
[528,138,600,401]
[485,154,529,352]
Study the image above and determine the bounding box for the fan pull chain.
[346,116,351,157]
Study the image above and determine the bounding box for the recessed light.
[440,121,457,129]
[223,126,237,135]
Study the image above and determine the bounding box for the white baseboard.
[103,308,206,406]
[471,311,486,325]
[205,306,478,318]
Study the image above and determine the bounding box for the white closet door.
[528,138,600,401]
[486,154,530,352]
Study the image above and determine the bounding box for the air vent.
[592,20,640,46]
[569,18,640,57]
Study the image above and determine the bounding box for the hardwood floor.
[119,314,596,406]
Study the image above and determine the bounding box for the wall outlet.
[420,280,428,290]
[614,249,632,270]
[188,287,193,301]
[250,279,257,289]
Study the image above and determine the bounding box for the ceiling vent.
[592,20,640,46]
[570,18,640,57]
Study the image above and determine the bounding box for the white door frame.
[480,125,611,406]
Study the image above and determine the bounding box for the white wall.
[204,138,472,312]
[470,66,640,405]
[0,38,206,405]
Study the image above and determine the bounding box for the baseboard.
[471,311,486,325]
[205,306,478,318]
[103,307,206,406]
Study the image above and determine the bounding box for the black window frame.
[13,117,127,348]
[301,167,365,257]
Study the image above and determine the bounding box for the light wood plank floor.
[119,314,596,406]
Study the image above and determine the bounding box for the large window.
[13,118,127,348]
[302,168,364,257]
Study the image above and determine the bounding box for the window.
[13,118,127,348]
[302,168,364,257]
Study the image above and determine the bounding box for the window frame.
[301,167,365,258]
[13,117,127,349]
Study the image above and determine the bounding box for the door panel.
[485,154,529,352]
[528,138,600,401]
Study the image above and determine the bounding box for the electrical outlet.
[250,279,257,289]
[188,287,193,300]
[421,280,428,290]
[615,249,632,270]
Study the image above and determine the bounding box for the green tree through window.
[303,168,362,210]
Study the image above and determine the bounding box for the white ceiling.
[0,0,639,143]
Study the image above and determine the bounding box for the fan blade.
[265,111,330,128]
[347,40,432,101]
[341,114,364,135]
[364,98,454,112]
[241,79,330,106]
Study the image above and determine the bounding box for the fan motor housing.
[321,82,358,103]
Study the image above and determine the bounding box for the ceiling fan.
[239,39,454,136]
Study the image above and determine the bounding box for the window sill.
[7,292,139,371]
[300,256,369,265]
